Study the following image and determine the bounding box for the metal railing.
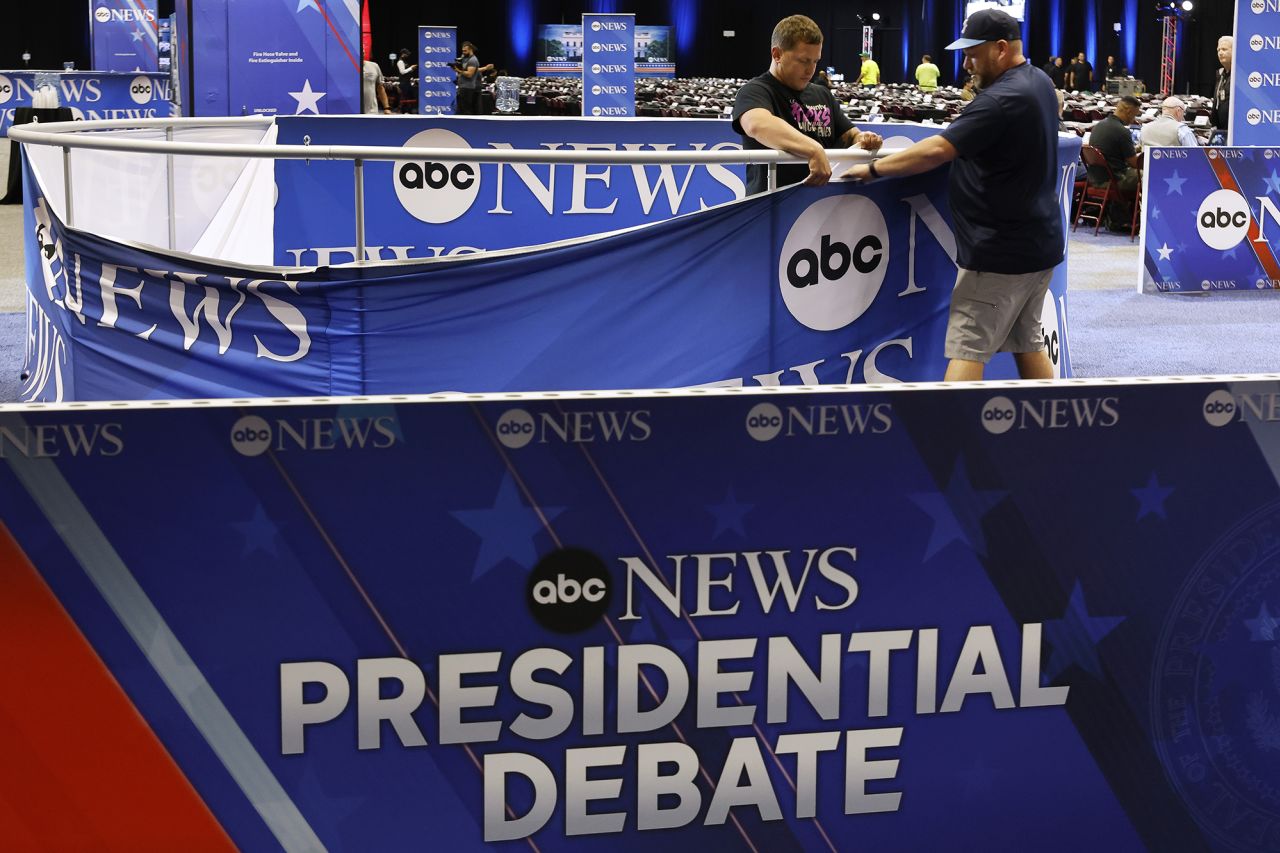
[10,116,894,263]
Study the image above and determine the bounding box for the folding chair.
[1075,145,1115,236]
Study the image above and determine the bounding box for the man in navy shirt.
[845,9,1063,382]
[732,15,883,195]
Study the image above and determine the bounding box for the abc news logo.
[1200,389,1280,427]
[744,401,893,442]
[980,395,1120,434]
[778,195,889,331]
[394,128,481,224]
[526,548,612,633]
[592,64,628,74]
[229,414,398,456]
[495,407,652,449]
[1249,71,1280,88]
[129,75,153,105]
[1196,190,1251,251]
[1251,34,1280,52]
[591,85,629,96]
[1254,0,1280,12]
[1247,107,1280,125]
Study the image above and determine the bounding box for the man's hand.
[843,163,873,183]
[854,130,883,151]
[803,149,834,186]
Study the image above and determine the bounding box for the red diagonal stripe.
[314,1,361,72]
[1205,152,1280,283]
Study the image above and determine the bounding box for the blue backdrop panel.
[22,135,1076,402]
[188,0,359,117]
[1141,146,1280,293]
[583,14,635,117]
[90,0,159,73]
[418,26,457,116]
[1232,0,1280,146]
[3,377,1279,849]
[0,71,174,137]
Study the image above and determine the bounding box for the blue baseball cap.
[946,9,1021,50]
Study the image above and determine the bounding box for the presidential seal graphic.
[1151,500,1280,851]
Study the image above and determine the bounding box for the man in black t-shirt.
[732,15,883,195]
[1068,52,1093,90]
[845,9,1063,382]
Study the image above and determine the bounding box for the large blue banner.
[90,0,159,73]
[418,26,457,116]
[0,71,173,137]
[1140,146,1280,292]
[1233,0,1280,145]
[3,376,1280,848]
[188,0,360,117]
[537,24,676,78]
[23,134,1076,402]
[583,14,635,118]
[273,116,748,265]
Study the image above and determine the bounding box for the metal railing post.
[62,146,73,227]
[767,163,777,192]
[353,157,366,265]
[166,125,177,250]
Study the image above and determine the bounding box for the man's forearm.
[743,112,823,159]
[870,135,956,179]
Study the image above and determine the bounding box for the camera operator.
[451,42,495,115]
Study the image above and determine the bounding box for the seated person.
[1139,96,1200,148]
[1087,95,1141,196]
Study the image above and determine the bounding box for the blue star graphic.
[1177,241,1188,254]
[1043,582,1125,680]
[232,504,279,557]
[450,473,564,580]
[1132,472,1173,520]
[1245,602,1280,642]
[130,28,144,43]
[1163,171,1187,195]
[1266,170,1280,196]
[1150,205,1162,221]
[909,459,1007,560]
[706,486,752,540]
[297,0,320,11]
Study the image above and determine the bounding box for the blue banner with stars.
[1141,146,1280,293]
[90,0,159,73]
[2,378,1279,849]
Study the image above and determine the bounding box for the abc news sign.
[418,26,458,116]
[583,15,635,118]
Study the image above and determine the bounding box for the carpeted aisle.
[0,312,22,402]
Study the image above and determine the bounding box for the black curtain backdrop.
[8,1,1235,98]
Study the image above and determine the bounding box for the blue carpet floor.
[4,291,1280,401]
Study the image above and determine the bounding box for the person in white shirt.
[1139,96,1199,148]
[362,60,391,114]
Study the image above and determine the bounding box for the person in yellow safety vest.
[859,51,881,85]
[915,54,940,91]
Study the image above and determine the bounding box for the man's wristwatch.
[867,161,880,180]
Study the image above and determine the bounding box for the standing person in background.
[916,54,941,91]
[859,51,881,85]
[1041,55,1056,76]
[1068,51,1092,90]
[452,41,494,115]
[844,10,1063,382]
[1103,54,1122,80]
[396,48,416,113]
[361,57,391,114]
[1050,56,1066,89]
[1214,36,1233,137]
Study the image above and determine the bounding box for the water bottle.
[496,76,519,114]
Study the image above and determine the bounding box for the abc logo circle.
[1202,390,1236,427]
[1152,149,1163,160]
[527,548,611,633]
[1249,108,1264,126]
[1200,280,1211,290]
[591,106,602,116]
[778,194,889,331]
[129,75,153,104]
[1253,34,1266,52]
[496,408,535,449]
[0,74,12,105]
[1040,290,1063,377]
[1196,189,1251,251]
[94,7,110,22]
[981,396,1017,434]
[1255,0,1267,12]
[592,64,602,74]
[230,415,272,456]
[394,128,480,224]
[591,43,601,53]
[591,84,602,96]
[745,402,783,442]
[591,20,602,31]
[1251,72,1265,89]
